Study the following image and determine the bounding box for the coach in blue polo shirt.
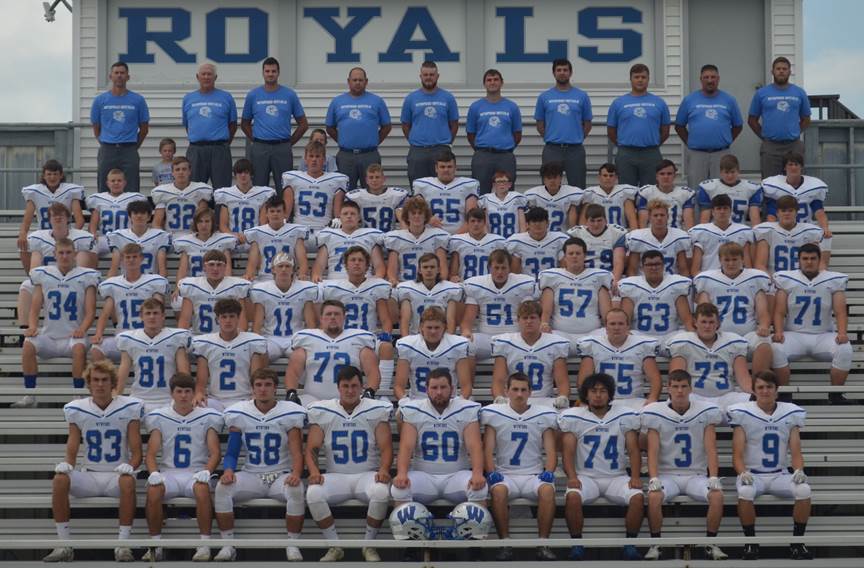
[240,57,308,192]
[182,63,237,190]
[90,61,149,192]
[675,64,743,189]
[325,67,392,189]
[748,56,811,178]
[400,61,459,185]
[607,63,671,187]
[534,58,593,188]
[467,69,522,195]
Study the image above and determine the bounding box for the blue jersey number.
[509,431,529,466]
[693,361,730,391]
[273,307,294,337]
[312,351,351,383]
[46,290,78,321]
[362,206,394,232]
[558,288,592,317]
[486,303,515,326]
[514,361,545,391]
[85,429,122,463]
[198,304,214,333]
[488,212,517,238]
[219,359,237,391]
[583,434,619,470]
[400,252,418,281]
[331,430,369,464]
[414,366,431,393]
[245,432,281,466]
[167,203,196,231]
[138,355,167,388]
[173,434,192,468]
[673,432,692,468]
[462,254,489,279]
[599,362,636,395]
[793,296,822,327]
[716,295,748,325]
[420,430,459,462]
[231,207,257,232]
[636,303,671,333]
[773,245,800,271]
[761,432,780,469]
[345,303,370,329]
[429,198,461,223]
[118,298,145,329]
[297,190,328,217]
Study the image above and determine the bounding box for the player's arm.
[773,289,788,343]
[371,245,387,278]
[754,291,771,336]
[374,420,393,483]
[304,424,325,484]
[398,300,411,338]
[626,251,640,276]
[456,357,473,399]
[561,431,580,488]
[463,420,486,490]
[789,427,805,471]
[91,296,114,345]
[17,201,35,252]
[482,424,497,473]
[107,250,121,278]
[683,207,695,231]
[88,206,101,237]
[435,247,449,280]
[676,294,694,331]
[814,208,832,239]
[294,239,309,280]
[252,302,265,334]
[541,428,558,473]
[393,420,417,488]
[286,427,303,486]
[175,254,190,288]
[509,254,522,274]
[333,191,345,219]
[517,207,527,233]
[748,204,762,226]
[643,356,662,403]
[284,347,307,391]
[220,427,241,485]
[127,419,143,469]
[668,355,686,372]
[204,427,221,474]
[386,251,400,287]
[311,245,327,283]
[376,298,393,335]
[754,239,769,272]
[394,358,410,401]
[690,246,703,275]
[676,250,690,278]
[145,429,162,473]
[733,354,752,393]
[625,429,641,489]
[250,352,267,376]
[70,199,85,230]
[606,126,618,146]
[461,303,478,339]
[576,356,595,387]
[303,300,318,329]
[359,346,381,390]
[244,242,260,281]
[695,290,710,305]
[64,424,82,467]
[177,298,193,330]
[282,186,295,219]
[598,286,612,322]
[833,290,849,343]
[553,356,570,399]
[152,207,165,229]
[612,245,627,285]
[540,287,554,332]
[491,356,508,398]
[731,425,747,474]
[194,356,209,406]
[646,428,660,479]
[742,241,753,268]
[637,208,649,229]
[218,205,231,235]
[175,347,191,374]
[75,285,97,338]
[446,300,459,334]
[704,424,720,479]
[117,352,132,395]
[448,252,461,283]
[620,200,637,230]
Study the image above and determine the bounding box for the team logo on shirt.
[557,103,570,115]
[349,108,362,120]
[266,104,279,116]
[633,107,647,118]
[424,105,437,118]
[777,100,790,112]
[199,106,212,117]
[112,110,126,122]
[705,108,719,120]
[488,116,501,127]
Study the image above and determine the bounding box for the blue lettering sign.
[304,7,382,63]
[119,8,196,64]
[379,7,459,62]
[496,7,567,63]
[206,8,268,63]
[577,7,643,62]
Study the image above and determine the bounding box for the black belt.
[253,138,291,145]
[692,147,729,153]
[766,139,800,145]
[411,144,449,149]
[476,147,513,154]
[339,147,377,154]
[100,142,137,148]
[546,142,583,148]
[619,145,660,150]
[190,140,229,146]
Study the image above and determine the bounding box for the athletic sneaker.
[569,545,585,560]
[320,546,344,562]
[495,546,514,561]
[214,545,237,562]
[362,547,381,562]
[742,543,760,560]
[790,543,813,560]
[43,547,73,562]
[141,547,163,562]
[643,545,661,560]
[536,546,556,561]
[192,546,211,562]
[11,395,36,408]
[705,544,728,560]
[623,544,642,560]
[286,546,303,561]
[114,547,134,562]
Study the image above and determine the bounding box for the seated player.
[14,239,99,409]
[214,368,307,562]
[568,203,628,278]
[385,195,450,285]
[479,169,527,238]
[505,206,568,279]
[636,160,696,230]
[91,243,170,363]
[250,253,319,362]
[244,195,309,282]
[729,371,813,560]
[214,158,275,248]
[491,300,570,408]
[623,200,691,276]
[313,200,386,281]
[178,250,251,335]
[411,149,479,234]
[284,300,380,406]
[396,253,463,335]
[447,207,507,283]
[525,161,584,232]
[85,168,147,257]
[191,299,268,411]
[43,361,143,563]
[106,200,171,278]
[689,194,755,273]
[345,163,408,233]
[642,370,727,561]
[152,156,213,236]
[754,195,825,274]
[579,162,638,229]
[116,298,191,412]
[559,372,644,561]
[697,154,762,225]
[305,366,394,563]
[394,306,474,402]
[480,372,559,561]
[173,208,237,290]
[143,373,223,562]
[772,244,854,404]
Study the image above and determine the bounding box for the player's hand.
[234,232,246,245]
[393,472,410,490]
[24,327,38,337]
[757,324,770,337]
[114,463,135,476]
[192,470,211,484]
[193,391,208,407]
[836,332,849,345]
[54,462,74,475]
[707,476,723,491]
[285,473,301,487]
[285,389,302,406]
[738,471,754,486]
[566,477,582,490]
[792,469,808,484]
[772,330,785,343]
[307,472,324,485]
[429,216,443,228]
[375,469,391,484]
[493,395,508,405]
[647,477,662,492]
[329,218,342,229]
[72,326,87,339]
[461,330,473,341]
[553,395,570,410]
[17,234,28,252]
[147,471,165,486]
[537,470,555,484]
[449,275,461,283]
[540,322,552,333]
[468,471,486,491]
[220,470,236,485]
[485,471,504,486]
[823,228,833,239]
[91,333,103,345]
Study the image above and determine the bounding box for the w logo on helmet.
[396,504,416,524]
[465,505,485,522]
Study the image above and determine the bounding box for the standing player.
[43,361,142,563]
[412,150,480,234]
[173,208,238,285]
[86,169,147,257]
[384,196,450,284]
[282,141,348,243]
[396,253,463,335]
[151,157,213,236]
[214,368,307,562]
[568,204,628,277]
[636,160,696,230]
[305,366,394,562]
[107,200,171,278]
[506,207,569,279]
[728,371,813,560]
[479,170,527,238]
[689,194,755,273]
[524,162,584,232]
[143,373,222,562]
[178,250,251,335]
[641,370,727,561]
[214,158,275,247]
[312,201,386,281]
[480,372,559,561]
[447,207,507,282]
[191,299,268,410]
[624,200,691,276]
[579,163,639,229]
[244,195,309,281]
[345,164,407,233]
[697,154,763,225]
[753,195,825,274]
[559,372,644,561]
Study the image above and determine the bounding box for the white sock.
[286,531,301,540]
[118,525,132,540]
[321,525,339,540]
[220,530,234,540]
[150,534,162,540]
[200,534,211,541]
[55,522,70,539]
[365,525,379,540]
[378,360,394,391]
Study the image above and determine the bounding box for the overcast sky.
[0,0,861,122]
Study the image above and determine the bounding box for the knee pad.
[305,484,332,521]
[466,483,488,502]
[833,343,853,371]
[771,343,789,369]
[214,483,234,513]
[737,484,756,502]
[367,483,390,521]
[390,484,412,502]
[284,484,305,517]
[793,482,812,501]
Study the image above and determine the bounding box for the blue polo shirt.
[325,92,391,151]
[607,92,671,148]
[182,88,238,143]
[748,83,811,142]
[400,88,459,147]
[466,98,522,151]
[89,90,150,144]
[533,86,593,144]
[675,89,743,151]
[241,85,305,141]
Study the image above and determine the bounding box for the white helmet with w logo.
[389,502,434,540]
[449,502,492,540]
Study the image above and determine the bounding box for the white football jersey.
[30,265,99,336]
[412,176,480,234]
[173,233,238,277]
[761,175,828,223]
[577,331,658,399]
[282,170,348,230]
[581,184,639,227]
[727,401,806,472]
[64,396,143,471]
[567,224,628,271]
[320,277,391,331]
[697,179,763,223]
[399,397,481,474]
[558,405,640,477]
[244,223,308,278]
[666,331,748,397]
[85,192,147,235]
[641,400,723,475]
[753,222,824,273]
[524,184,584,232]
[625,228,692,274]
[506,231,569,278]
[190,332,268,404]
[291,328,377,400]
[98,274,170,331]
[117,328,192,404]
[249,279,320,337]
[151,182,213,234]
[307,398,393,473]
[178,276,251,334]
[538,267,612,334]
[693,269,772,335]
[774,270,847,334]
[316,227,384,278]
[636,185,696,229]
[384,227,450,281]
[689,222,755,271]
[213,185,275,233]
[107,228,172,275]
[144,405,223,470]
[224,400,307,473]
[479,403,558,474]
[618,274,692,337]
[479,191,528,239]
[23,182,84,230]
[463,273,539,334]
[396,333,474,399]
[395,280,463,334]
[447,232,508,280]
[491,332,569,398]
[27,229,95,266]
[345,187,408,232]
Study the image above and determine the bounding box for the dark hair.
[641,250,665,265]
[525,206,549,224]
[584,204,606,220]
[753,369,779,388]
[517,300,542,318]
[233,158,253,175]
[202,249,227,264]
[321,299,346,314]
[127,199,153,216]
[552,58,572,72]
[262,56,280,70]
[772,56,791,68]
[489,248,512,267]
[336,365,363,385]
[798,242,822,259]
[214,298,243,317]
[656,159,677,173]
[578,373,616,404]
[428,367,453,386]
[342,245,370,268]
[700,64,719,75]
[141,297,166,314]
[776,195,799,211]
[158,138,176,151]
[694,302,720,320]
[483,69,503,82]
[466,207,486,222]
[172,156,190,169]
[540,161,564,179]
[563,236,587,254]
[348,66,367,80]
[48,203,71,219]
[668,369,692,385]
[415,253,441,283]
[630,63,650,77]
[251,367,279,387]
[110,61,129,72]
[719,154,740,171]
[783,151,804,167]
[120,243,143,257]
[421,60,438,70]
[193,207,216,235]
[170,372,196,391]
[435,149,456,164]
[507,372,531,389]
[400,195,432,224]
[599,162,617,175]
[40,159,65,185]
[711,193,732,209]
[264,194,285,211]
[340,200,360,213]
